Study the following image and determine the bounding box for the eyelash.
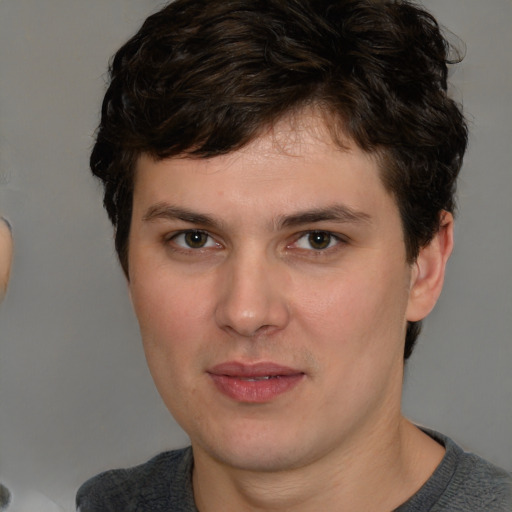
[291,231,345,252]
[165,230,220,251]
[164,229,347,254]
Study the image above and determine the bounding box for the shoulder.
[76,447,196,512]
[428,430,512,512]
[444,449,512,511]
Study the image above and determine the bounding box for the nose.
[214,250,290,338]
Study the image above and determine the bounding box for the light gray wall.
[0,1,510,509]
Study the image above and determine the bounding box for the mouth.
[237,376,284,381]
[207,362,305,403]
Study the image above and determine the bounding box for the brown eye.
[307,231,333,250]
[170,231,214,250]
[183,231,209,248]
[294,231,340,251]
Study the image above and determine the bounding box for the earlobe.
[406,212,454,322]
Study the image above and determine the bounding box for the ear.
[406,211,454,322]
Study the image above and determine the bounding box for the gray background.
[0,1,510,510]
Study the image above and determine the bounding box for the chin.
[193,423,322,473]
[209,444,303,473]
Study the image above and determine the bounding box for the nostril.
[222,323,283,340]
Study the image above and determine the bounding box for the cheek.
[132,265,212,332]
[130,275,211,422]
[129,271,211,381]
[294,272,375,330]
[294,263,410,358]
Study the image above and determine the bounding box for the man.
[77,0,511,510]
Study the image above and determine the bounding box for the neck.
[192,417,445,512]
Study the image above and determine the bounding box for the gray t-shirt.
[76,430,512,511]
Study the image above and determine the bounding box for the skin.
[0,218,11,507]
[127,114,453,511]
[0,217,12,302]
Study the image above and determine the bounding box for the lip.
[207,362,305,403]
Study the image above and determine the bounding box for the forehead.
[132,112,394,221]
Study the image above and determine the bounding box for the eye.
[171,230,218,249]
[294,231,340,251]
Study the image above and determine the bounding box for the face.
[128,116,418,473]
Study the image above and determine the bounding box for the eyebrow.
[276,205,372,229]
[142,202,372,230]
[142,203,223,229]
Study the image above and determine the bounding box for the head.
[91,0,467,360]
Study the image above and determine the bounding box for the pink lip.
[207,362,305,403]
